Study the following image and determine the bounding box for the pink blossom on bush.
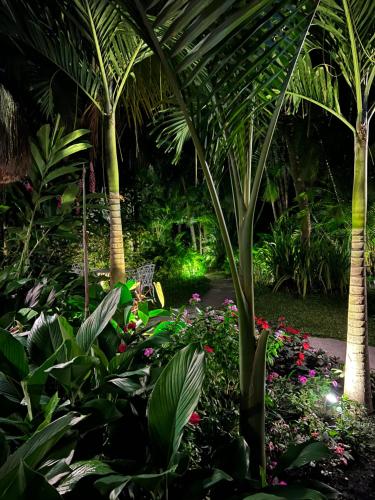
[308,369,316,377]
[189,293,201,304]
[143,347,154,357]
[298,375,308,385]
[223,298,234,306]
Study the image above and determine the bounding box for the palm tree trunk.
[344,127,373,411]
[106,113,125,286]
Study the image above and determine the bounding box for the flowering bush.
[161,296,375,478]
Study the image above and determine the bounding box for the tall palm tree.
[0,0,153,285]
[286,0,374,410]
[120,0,319,475]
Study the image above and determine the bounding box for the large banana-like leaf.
[0,413,80,494]
[2,461,62,500]
[76,287,121,353]
[148,344,205,467]
[0,328,28,380]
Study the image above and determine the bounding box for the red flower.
[302,333,309,339]
[298,352,305,361]
[203,345,214,353]
[127,321,137,330]
[302,342,310,350]
[118,342,127,353]
[56,195,62,209]
[189,412,201,425]
[296,359,303,366]
[285,326,300,335]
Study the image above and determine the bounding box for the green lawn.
[161,276,211,308]
[254,287,375,346]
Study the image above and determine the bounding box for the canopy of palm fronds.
[0,83,30,183]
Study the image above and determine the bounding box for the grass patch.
[161,276,211,308]
[254,287,375,346]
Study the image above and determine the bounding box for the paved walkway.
[200,277,375,369]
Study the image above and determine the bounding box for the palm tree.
[0,0,154,285]
[120,0,319,474]
[286,0,374,410]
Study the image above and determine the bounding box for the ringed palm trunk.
[344,122,373,411]
[106,112,125,286]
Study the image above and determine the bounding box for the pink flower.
[203,345,214,353]
[332,380,338,388]
[229,304,238,312]
[308,369,316,377]
[334,445,345,456]
[298,375,308,385]
[118,342,127,353]
[267,372,279,382]
[223,298,234,306]
[279,481,288,486]
[189,293,201,304]
[189,412,201,425]
[143,347,154,357]
[24,181,33,192]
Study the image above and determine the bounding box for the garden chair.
[127,263,155,297]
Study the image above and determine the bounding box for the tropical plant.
[0,0,160,286]
[15,118,90,275]
[0,279,209,498]
[119,0,320,476]
[286,0,375,409]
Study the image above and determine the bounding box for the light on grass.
[325,392,338,404]
[181,251,206,279]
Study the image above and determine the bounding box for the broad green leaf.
[0,328,28,380]
[0,372,22,404]
[95,470,174,499]
[37,393,60,431]
[45,356,99,391]
[0,413,78,493]
[54,129,90,152]
[49,142,91,168]
[148,308,169,318]
[148,344,205,467]
[138,301,149,326]
[2,460,62,500]
[61,183,79,214]
[30,141,46,177]
[44,166,80,185]
[152,320,184,335]
[22,342,66,420]
[37,123,51,159]
[275,441,331,474]
[76,288,121,353]
[114,283,133,306]
[27,314,63,364]
[57,460,114,495]
[109,378,141,394]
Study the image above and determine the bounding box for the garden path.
[200,277,375,369]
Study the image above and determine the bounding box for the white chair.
[127,263,155,297]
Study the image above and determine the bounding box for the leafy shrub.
[257,214,350,295]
